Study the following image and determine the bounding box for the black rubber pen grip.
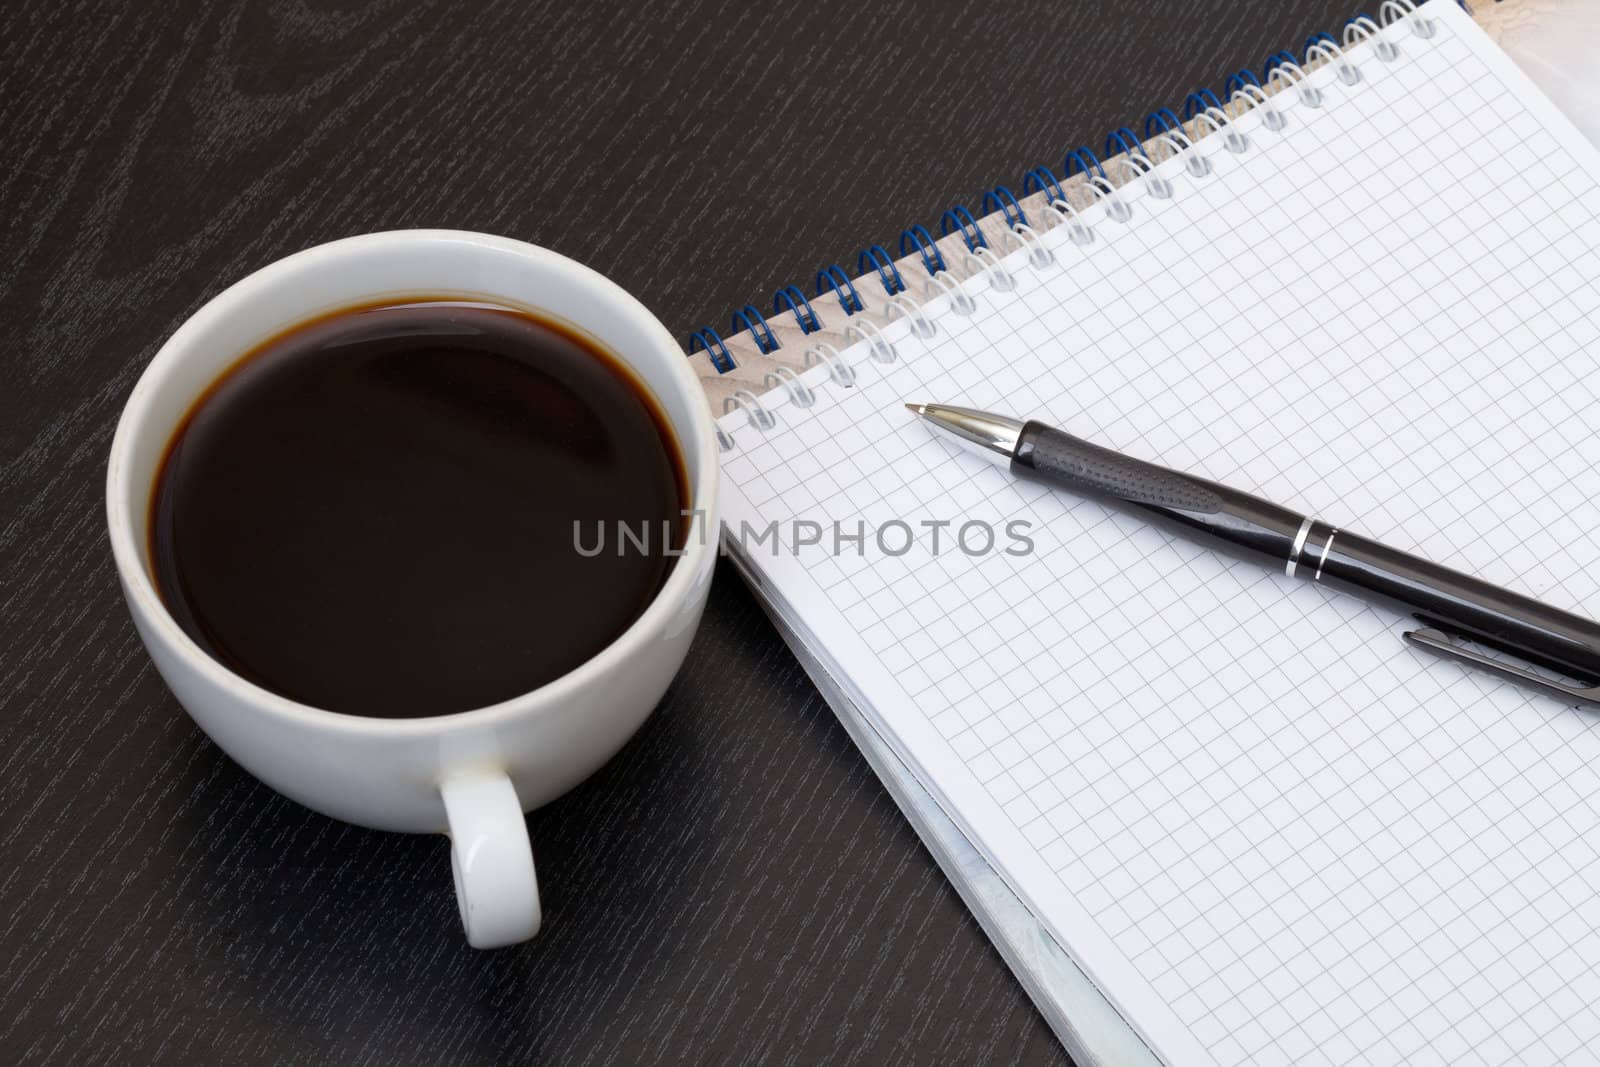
[1009,421,1313,570]
[1010,421,1222,511]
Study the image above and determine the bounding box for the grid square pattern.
[718,8,1600,1066]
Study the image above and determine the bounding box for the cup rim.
[105,229,719,736]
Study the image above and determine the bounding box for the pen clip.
[1404,627,1600,708]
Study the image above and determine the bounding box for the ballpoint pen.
[906,402,1600,707]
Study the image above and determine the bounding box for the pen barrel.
[1313,530,1600,682]
[1010,422,1600,683]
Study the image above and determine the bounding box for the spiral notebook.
[687,2,1600,1064]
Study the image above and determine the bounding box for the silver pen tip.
[901,401,1025,464]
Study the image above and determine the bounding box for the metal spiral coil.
[693,0,1435,402]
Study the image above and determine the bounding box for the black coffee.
[150,300,688,718]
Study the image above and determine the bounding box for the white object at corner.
[1478,0,1600,146]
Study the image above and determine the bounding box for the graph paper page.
[716,5,1600,1065]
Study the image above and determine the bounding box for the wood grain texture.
[0,0,1365,1062]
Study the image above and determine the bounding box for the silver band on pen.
[1314,529,1339,581]
[1285,517,1315,578]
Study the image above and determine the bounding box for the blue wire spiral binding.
[687,327,735,373]
[1104,127,1147,161]
[1143,108,1183,139]
[981,186,1027,228]
[1022,166,1065,204]
[858,245,905,296]
[1223,69,1261,97]
[730,304,778,353]
[687,1,1441,381]
[1304,29,1366,81]
[1062,146,1107,183]
[939,205,987,251]
[815,264,864,314]
[1262,50,1299,79]
[773,285,821,333]
[899,225,945,276]
[1182,88,1224,121]
[1304,31,1338,62]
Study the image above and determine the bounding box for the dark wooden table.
[1,0,1353,1061]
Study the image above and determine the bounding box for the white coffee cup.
[105,231,719,949]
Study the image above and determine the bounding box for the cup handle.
[440,772,541,948]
